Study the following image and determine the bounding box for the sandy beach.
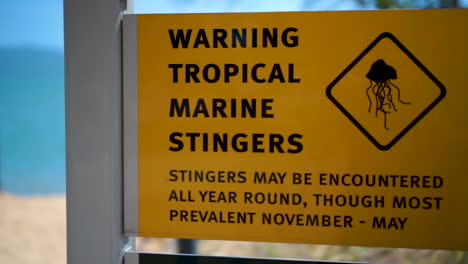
[0,192,66,264]
[1,192,466,264]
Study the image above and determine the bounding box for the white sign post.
[65,0,134,263]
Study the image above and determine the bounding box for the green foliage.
[376,0,399,9]
[359,0,461,9]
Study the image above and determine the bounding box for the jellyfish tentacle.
[366,80,374,113]
[373,83,379,116]
[374,83,380,116]
[385,81,397,111]
[381,100,391,130]
[376,82,385,117]
[388,80,410,105]
[383,111,389,130]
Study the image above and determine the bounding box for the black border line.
[326,32,446,151]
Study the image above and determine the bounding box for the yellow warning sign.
[123,9,468,250]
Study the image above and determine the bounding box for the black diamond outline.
[326,32,446,151]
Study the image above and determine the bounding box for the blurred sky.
[0,0,359,50]
[0,0,64,49]
[134,0,362,14]
[1,0,468,49]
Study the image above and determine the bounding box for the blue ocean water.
[0,46,65,195]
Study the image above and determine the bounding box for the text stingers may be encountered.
[167,27,304,153]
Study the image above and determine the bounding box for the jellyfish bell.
[383,64,397,80]
[366,59,397,83]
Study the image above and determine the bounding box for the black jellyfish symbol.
[366,59,410,130]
